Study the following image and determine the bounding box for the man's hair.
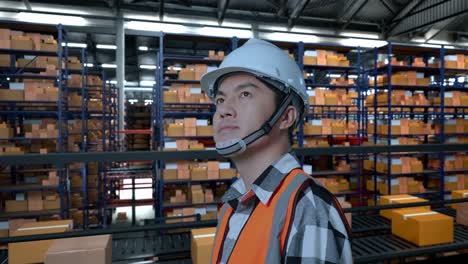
[273,91,295,146]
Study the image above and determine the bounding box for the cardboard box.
[9,220,73,264]
[163,169,177,180]
[178,169,190,180]
[379,195,429,219]
[191,167,208,180]
[303,56,317,65]
[5,200,28,212]
[451,189,468,209]
[43,199,60,210]
[338,200,352,226]
[167,124,184,137]
[191,227,216,264]
[196,126,213,136]
[191,189,205,204]
[45,235,112,264]
[0,89,24,101]
[456,202,468,226]
[8,218,36,234]
[12,39,33,50]
[27,191,44,211]
[220,168,237,179]
[391,209,453,246]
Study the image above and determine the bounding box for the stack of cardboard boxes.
[366,177,425,195]
[191,185,215,204]
[0,122,13,139]
[369,71,430,86]
[443,54,468,69]
[303,50,350,66]
[169,190,188,204]
[164,84,211,103]
[24,120,59,139]
[177,64,209,81]
[304,119,357,135]
[207,50,225,60]
[315,177,350,194]
[24,80,59,101]
[308,88,357,107]
[165,118,214,137]
[163,161,237,181]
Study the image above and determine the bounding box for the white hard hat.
[201,38,308,126]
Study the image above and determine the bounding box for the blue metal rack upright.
[153,32,239,219]
[0,23,69,220]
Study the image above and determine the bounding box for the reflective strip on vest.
[211,169,309,264]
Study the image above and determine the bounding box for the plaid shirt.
[218,152,352,264]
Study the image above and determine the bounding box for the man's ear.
[279,106,297,131]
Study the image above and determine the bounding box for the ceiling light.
[84,63,94,67]
[138,46,149,51]
[140,80,156,87]
[125,87,153,91]
[101,64,117,68]
[16,12,88,26]
[262,32,319,43]
[61,42,87,48]
[348,75,358,79]
[139,65,157,70]
[327,74,342,78]
[97,44,117,50]
[339,38,386,48]
[340,32,379,39]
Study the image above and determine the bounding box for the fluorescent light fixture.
[84,63,94,67]
[169,66,182,71]
[140,64,157,70]
[290,26,320,34]
[108,80,117,84]
[340,32,379,39]
[339,38,386,48]
[125,87,153,91]
[140,80,156,87]
[221,21,251,29]
[263,32,319,43]
[126,21,188,33]
[195,26,253,38]
[16,12,88,26]
[101,64,117,68]
[96,44,117,50]
[128,99,139,104]
[327,74,342,78]
[348,75,358,79]
[125,81,139,87]
[33,6,89,16]
[458,77,465,83]
[418,43,441,48]
[138,46,149,51]
[428,40,451,45]
[61,42,87,48]
[444,45,456,49]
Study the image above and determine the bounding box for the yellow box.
[303,56,317,65]
[451,189,468,209]
[391,209,453,246]
[379,195,429,219]
[191,167,208,180]
[191,227,216,264]
[167,124,184,137]
[163,169,177,180]
[196,126,213,136]
[220,168,237,179]
[9,220,73,264]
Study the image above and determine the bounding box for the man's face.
[213,73,277,144]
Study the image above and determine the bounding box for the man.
[201,38,352,264]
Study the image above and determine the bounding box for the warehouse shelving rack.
[124,102,151,151]
[300,42,366,204]
[152,32,240,219]
[0,23,71,220]
[365,42,468,203]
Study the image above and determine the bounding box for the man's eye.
[241,91,250,97]
[215,98,224,104]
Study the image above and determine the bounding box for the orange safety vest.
[211,168,351,264]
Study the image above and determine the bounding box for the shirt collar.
[221,152,301,209]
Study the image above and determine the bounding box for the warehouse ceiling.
[1,0,468,87]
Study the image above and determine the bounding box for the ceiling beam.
[379,0,395,15]
[276,0,288,17]
[385,0,424,37]
[339,0,368,32]
[23,0,31,10]
[423,15,460,42]
[159,0,164,20]
[217,0,230,25]
[287,0,310,29]
[388,0,468,37]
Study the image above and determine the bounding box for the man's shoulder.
[293,172,338,208]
